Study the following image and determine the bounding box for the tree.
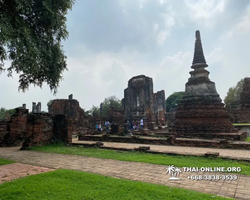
[101,96,122,116]
[86,96,122,117]
[0,107,6,120]
[0,107,18,120]
[47,99,53,110]
[165,92,185,112]
[224,79,244,110]
[87,105,100,117]
[0,0,75,93]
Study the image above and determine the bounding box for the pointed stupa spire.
[192,30,207,65]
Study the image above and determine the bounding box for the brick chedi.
[230,78,250,123]
[173,30,234,134]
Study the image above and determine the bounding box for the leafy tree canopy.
[0,0,75,93]
[224,79,244,110]
[166,92,185,112]
[47,99,53,110]
[0,107,6,119]
[0,107,17,120]
[87,96,122,117]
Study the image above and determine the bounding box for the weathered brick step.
[78,134,250,149]
[79,135,170,145]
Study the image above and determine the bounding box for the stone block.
[205,152,219,157]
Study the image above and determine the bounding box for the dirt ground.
[0,163,55,184]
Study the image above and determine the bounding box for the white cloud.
[154,23,159,32]
[1,0,250,112]
[185,0,225,19]
[157,30,170,45]
[165,16,175,28]
[157,0,168,6]
[225,5,250,38]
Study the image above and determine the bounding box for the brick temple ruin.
[0,95,89,148]
[173,30,234,135]
[1,31,250,150]
[122,75,166,126]
[230,77,250,123]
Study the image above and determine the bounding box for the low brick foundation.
[79,132,250,149]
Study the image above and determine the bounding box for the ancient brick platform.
[78,131,248,149]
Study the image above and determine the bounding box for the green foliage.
[88,105,100,116]
[47,99,53,110]
[0,0,75,93]
[224,79,244,110]
[33,143,250,175]
[0,169,232,200]
[87,96,122,116]
[0,107,17,120]
[102,95,122,116]
[165,92,185,112]
[0,107,6,119]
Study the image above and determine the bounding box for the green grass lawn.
[0,169,232,200]
[32,143,250,175]
[246,137,250,142]
[233,123,250,126]
[0,158,15,166]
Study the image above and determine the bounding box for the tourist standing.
[140,118,144,130]
[98,122,102,132]
[105,120,110,132]
[130,120,133,130]
[132,120,136,130]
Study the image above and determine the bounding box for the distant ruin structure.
[122,75,166,124]
[173,30,234,134]
[48,95,88,135]
[230,77,250,123]
[32,102,41,113]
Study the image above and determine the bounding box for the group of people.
[95,120,110,132]
[95,118,144,133]
[126,118,144,130]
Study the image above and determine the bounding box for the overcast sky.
[0,0,250,112]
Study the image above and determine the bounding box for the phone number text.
[187,175,238,181]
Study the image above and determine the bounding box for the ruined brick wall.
[0,108,73,147]
[48,99,88,135]
[124,75,155,120]
[53,115,72,143]
[123,75,166,126]
[0,121,8,143]
[230,78,250,123]
[1,108,28,146]
[25,113,54,145]
[154,90,166,124]
[49,99,82,118]
[174,101,234,134]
